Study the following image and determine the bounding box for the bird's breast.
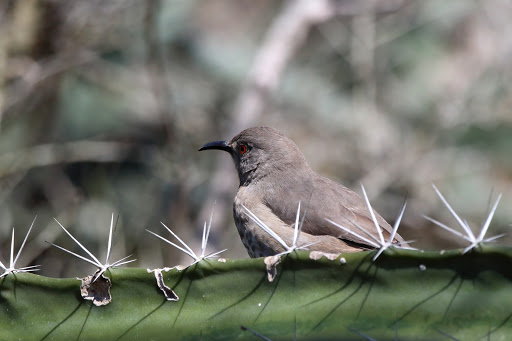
[233,186,287,257]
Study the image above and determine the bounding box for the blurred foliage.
[0,0,511,277]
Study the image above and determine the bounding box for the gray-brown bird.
[199,126,407,258]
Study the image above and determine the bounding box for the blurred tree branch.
[0,141,134,178]
[0,51,98,125]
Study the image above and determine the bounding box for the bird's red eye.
[239,144,247,154]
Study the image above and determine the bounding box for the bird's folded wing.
[301,176,407,247]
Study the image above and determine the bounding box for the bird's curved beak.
[198,140,232,154]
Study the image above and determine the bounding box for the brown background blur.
[1,0,511,278]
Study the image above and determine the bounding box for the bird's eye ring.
[239,144,247,154]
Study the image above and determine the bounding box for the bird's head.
[199,126,311,186]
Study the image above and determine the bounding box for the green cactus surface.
[1,246,512,340]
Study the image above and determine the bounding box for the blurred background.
[0,0,511,278]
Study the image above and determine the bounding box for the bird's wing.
[299,176,407,248]
[236,188,363,255]
[258,173,407,249]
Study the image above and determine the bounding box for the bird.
[199,126,408,258]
